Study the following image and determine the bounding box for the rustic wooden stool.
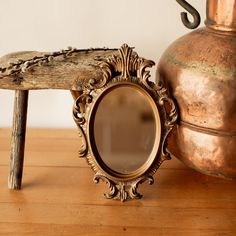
[0,48,117,190]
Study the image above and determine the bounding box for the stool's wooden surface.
[0,48,118,90]
[0,128,236,236]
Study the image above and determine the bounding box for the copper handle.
[176,0,201,29]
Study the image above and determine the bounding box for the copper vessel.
[157,0,236,179]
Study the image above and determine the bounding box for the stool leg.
[8,90,29,190]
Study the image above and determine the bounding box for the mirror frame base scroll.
[73,44,178,201]
[94,173,154,202]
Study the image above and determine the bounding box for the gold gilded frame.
[73,44,177,201]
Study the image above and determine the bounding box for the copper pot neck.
[205,0,236,34]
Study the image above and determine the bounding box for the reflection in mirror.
[94,86,157,174]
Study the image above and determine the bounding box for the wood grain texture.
[8,90,28,190]
[0,49,118,90]
[0,128,236,236]
[1,223,234,236]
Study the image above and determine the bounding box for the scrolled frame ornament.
[73,44,178,201]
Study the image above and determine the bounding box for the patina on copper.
[157,0,236,179]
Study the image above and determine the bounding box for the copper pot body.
[157,0,236,179]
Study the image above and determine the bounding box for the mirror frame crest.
[73,44,178,201]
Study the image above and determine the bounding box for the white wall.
[0,0,205,127]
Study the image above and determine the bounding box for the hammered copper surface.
[157,0,236,179]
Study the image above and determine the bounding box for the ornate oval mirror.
[91,84,160,175]
[73,44,177,201]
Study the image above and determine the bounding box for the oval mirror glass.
[93,85,158,174]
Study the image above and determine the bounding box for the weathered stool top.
[0,48,118,91]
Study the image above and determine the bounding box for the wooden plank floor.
[0,128,236,236]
